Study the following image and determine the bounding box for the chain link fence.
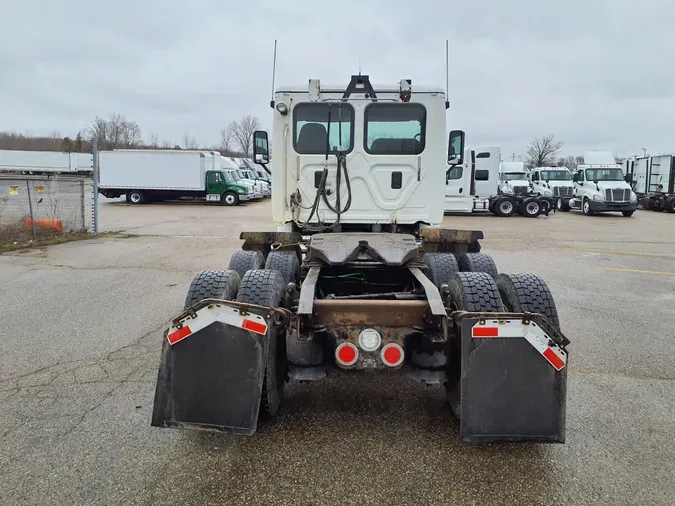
[0,175,93,244]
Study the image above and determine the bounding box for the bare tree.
[161,140,173,149]
[523,135,564,168]
[226,115,261,155]
[182,133,198,150]
[87,113,142,149]
[147,133,159,148]
[220,127,233,152]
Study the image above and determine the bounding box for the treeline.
[521,134,624,170]
[0,112,264,158]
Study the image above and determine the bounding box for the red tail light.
[335,342,359,367]
[381,343,404,367]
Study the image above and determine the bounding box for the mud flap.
[456,316,567,443]
[151,322,265,435]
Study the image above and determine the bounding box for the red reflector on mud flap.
[543,347,566,371]
[472,326,499,338]
[167,326,192,345]
[242,318,268,335]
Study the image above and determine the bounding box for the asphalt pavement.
[1,198,674,505]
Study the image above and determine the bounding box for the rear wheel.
[228,250,265,279]
[557,198,571,212]
[457,252,498,278]
[520,197,541,218]
[184,269,241,308]
[128,190,145,205]
[265,251,300,285]
[222,191,239,206]
[422,253,459,289]
[495,196,516,217]
[665,197,675,213]
[496,273,560,330]
[445,272,504,412]
[236,269,286,419]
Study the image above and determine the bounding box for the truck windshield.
[236,169,248,179]
[222,171,234,184]
[540,170,571,181]
[246,170,257,180]
[502,172,528,180]
[585,168,624,181]
[228,171,241,182]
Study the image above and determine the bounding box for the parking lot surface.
[1,198,674,505]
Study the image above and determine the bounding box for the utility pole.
[512,153,516,161]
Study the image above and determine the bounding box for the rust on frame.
[312,299,431,327]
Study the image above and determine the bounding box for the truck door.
[444,150,473,213]
[205,170,224,201]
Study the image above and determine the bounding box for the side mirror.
[593,180,599,184]
[624,174,633,184]
[447,130,465,165]
[253,131,270,165]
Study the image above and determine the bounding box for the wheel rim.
[526,202,539,214]
[130,192,140,203]
[225,194,235,204]
[557,198,562,209]
[500,201,513,214]
[584,201,589,213]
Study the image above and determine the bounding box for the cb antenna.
[445,39,450,109]
[270,39,278,109]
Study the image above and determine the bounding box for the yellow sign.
[34,186,44,193]
[9,186,18,196]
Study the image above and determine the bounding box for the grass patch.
[0,230,123,254]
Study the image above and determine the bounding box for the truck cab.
[569,151,637,216]
[498,162,530,195]
[205,170,252,205]
[529,167,574,211]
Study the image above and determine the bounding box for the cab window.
[208,172,222,184]
[365,103,426,155]
[293,103,354,154]
[446,166,463,181]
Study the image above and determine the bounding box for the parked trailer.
[98,149,252,205]
[624,154,675,213]
[0,149,93,175]
[151,74,570,443]
[445,146,553,217]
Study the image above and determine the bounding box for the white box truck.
[98,150,253,205]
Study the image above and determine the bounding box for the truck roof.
[276,84,444,94]
[583,151,616,165]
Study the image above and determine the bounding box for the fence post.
[92,138,99,233]
[80,178,86,231]
[26,179,36,239]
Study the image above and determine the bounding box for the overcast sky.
[1,0,673,158]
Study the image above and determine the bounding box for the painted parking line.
[600,267,675,276]
[572,247,675,258]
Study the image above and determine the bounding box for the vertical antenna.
[358,55,361,75]
[445,40,450,109]
[270,39,278,109]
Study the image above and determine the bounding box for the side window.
[475,169,489,181]
[364,103,426,155]
[446,166,463,181]
[293,103,354,154]
[577,170,585,182]
[532,172,539,182]
[476,152,490,159]
[208,172,220,184]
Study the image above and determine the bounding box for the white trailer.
[98,149,252,205]
[624,154,675,212]
[0,149,93,174]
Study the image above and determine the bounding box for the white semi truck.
[445,146,553,217]
[569,151,638,217]
[624,154,675,213]
[529,166,575,211]
[152,74,570,444]
[98,149,253,205]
